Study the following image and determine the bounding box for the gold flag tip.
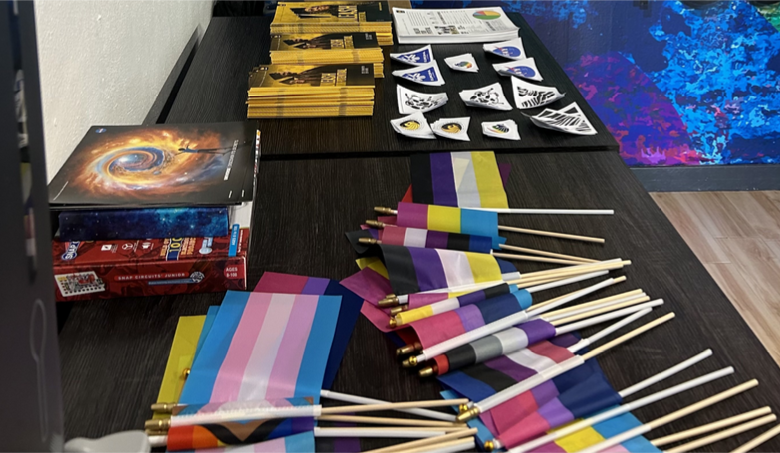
[418,367,434,378]
[456,407,480,423]
[484,440,495,452]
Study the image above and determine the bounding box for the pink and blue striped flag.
[180,291,341,404]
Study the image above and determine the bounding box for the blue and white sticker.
[493,57,543,82]
[483,37,526,61]
[390,45,434,66]
[392,61,445,86]
[443,53,479,73]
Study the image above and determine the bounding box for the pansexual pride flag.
[410,151,509,209]
[346,226,495,254]
[432,319,557,375]
[253,272,363,390]
[395,202,503,248]
[180,291,341,404]
[528,412,661,453]
[380,244,520,296]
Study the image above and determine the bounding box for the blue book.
[58,207,229,241]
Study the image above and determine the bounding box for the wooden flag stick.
[498,244,597,263]
[545,296,655,325]
[534,287,643,315]
[404,437,476,453]
[651,407,772,447]
[665,414,777,453]
[581,312,675,361]
[374,206,614,216]
[498,225,605,244]
[731,423,780,453]
[320,399,469,415]
[320,390,457,422]
[510,260,630,285]
[576,380,760,453]
[313,426,470,438]
[316,415,463,428]
[492,251,583,266]
[364,428,478,453]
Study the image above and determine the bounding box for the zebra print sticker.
[511,77,565,110]
[528,102,597,136]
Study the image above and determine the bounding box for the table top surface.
[165,13,619,159]
[59,150,780,451]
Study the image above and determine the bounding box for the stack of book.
[247,63,375,118]
[48,122,259,301]
[270,32,385,77]
[270,1,394,46]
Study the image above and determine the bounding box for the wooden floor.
[652,191,780,364]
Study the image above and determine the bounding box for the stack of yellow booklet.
[247,63,376,118]
[270,32,384,77]
[271,1,394,46]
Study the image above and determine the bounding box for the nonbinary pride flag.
[395,202,503,248]
[411,151,509,208]
[180,291,341,404]
[380,244,519,296]
[528,412,661,453]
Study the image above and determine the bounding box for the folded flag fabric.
[171,397,317,417]
[155,315,207,419]
[431,319,556,375]
[410,151,509,209]
[253,272,363,390]
[395,202,503,248]
[497,373,622,449]
[187,432,316,453]
[528,412,661,453]
[394,283,520,325]
[346,226,495,254]
[166,417,316,451]
[379,244,519,296]
[180,291,341,404]
[407,290,532,349]
[195,307,222,362]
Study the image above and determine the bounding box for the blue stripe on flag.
[284,432,316,452]
[179,291,249,403]
[295,295,342,402]
[438,371,497,402]
[515,289,532,310]
[475,291,526,324]
[468,234,493,253]
[322,281,363,390]
[460,209,501,247]
[442,390,493,448]
[193,305,220,362]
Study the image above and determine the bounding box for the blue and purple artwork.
[414,1,780,166]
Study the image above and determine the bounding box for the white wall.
[35,0,213,180]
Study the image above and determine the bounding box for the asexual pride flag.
[410,151,509,209]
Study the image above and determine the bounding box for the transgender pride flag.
[180,291,341,404]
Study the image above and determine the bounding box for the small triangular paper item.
[430,117,471,141]
[444,53,479,73]
[392,61,445,86]
[390,45,434,66]
[493,58,543,82]
[511,77,565,109]
[483,38,527,60]
[482,120,520,140]
[459,82,512,111]
[397,85,448,114]
[527,102,597,135]
[391,111,436,139]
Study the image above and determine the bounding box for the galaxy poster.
[48,122,257,208]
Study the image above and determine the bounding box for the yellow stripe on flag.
[471,151,509,208]
[554,425,607,452]
[395,305,435,325]
[154,315,205,419]
[465,252,502,283]
[428,205,461,233]
[356,257,389,279]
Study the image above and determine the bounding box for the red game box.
[51,202,253,301]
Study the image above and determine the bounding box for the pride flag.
[346,226,495,254]
[431,319,557,375]
[528,412,661,453]
[380,244,520,296]
[180,291,341,404]
[394,282,521,325]
[395,202,503,248]
[410,151,509,209]
[253,273,363,389]
[184,432,315,453]
[166,417,316,451]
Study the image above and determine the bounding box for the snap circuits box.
[51,202,253,301]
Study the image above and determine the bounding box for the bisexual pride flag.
[379,244,519,296]
[410,151,509,209]
[180,291,341,404]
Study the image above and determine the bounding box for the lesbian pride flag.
[180,291,341,405]
[410,151,509,209]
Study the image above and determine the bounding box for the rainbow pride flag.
[528,412,661,453]
[346,226,496,254]
[380,244,519,295]
[180,291,341,404]
[395,202,503,247]
[410,151,509,209]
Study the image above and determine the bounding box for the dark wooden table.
[165,13,618,159]
[59,151,780,451]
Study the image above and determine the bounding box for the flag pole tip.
[402,356,418,368]
[388,317,398,329]
[144,419,170,431]
[150,402,175,413]
[456,407,480,422]
[378,298,400,308]
[366,220,387,228]
[458,403,469,413]
[374,206,397,215]
[389,306,404,316]
[484,440,495,452]
[419,366,435,378]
